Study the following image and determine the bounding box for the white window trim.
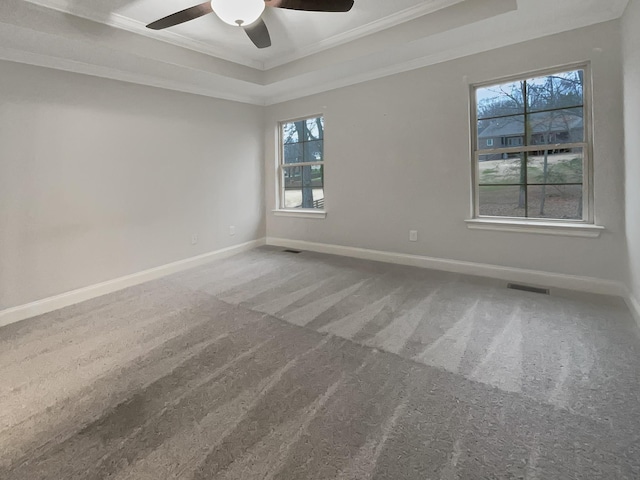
[274,114,326,218]
[469,62,604,236]
[272,209,327,219]
[465,218,603,238]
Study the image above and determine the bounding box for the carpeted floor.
[1,246,639,479]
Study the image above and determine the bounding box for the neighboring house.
[478,112,583,159]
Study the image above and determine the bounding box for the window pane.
[282,120,304,144]
[479,186,526,217]
[305,117,324,140]
[283,165,324,209]
[527,148,584,185]
[308,164,324,187]
[284,188,325,209]
[527,70,584,112]
[527,185,583,220]
[305,140,324,162]
[283,165,323,188]
[477,81,525,119]
[284,166,301,188]
[527,108,583,145]
[478,152,524,185]
[477,115,525,150]
[283,117,325,145]
[283,143,303,164]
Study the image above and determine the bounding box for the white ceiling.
[0,0,630,105]
[14,0,470,69]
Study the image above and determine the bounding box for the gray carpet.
[1,246,639,479]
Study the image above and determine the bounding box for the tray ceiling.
[0,0,630,104]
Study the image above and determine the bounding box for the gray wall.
[623,0,640,310]
[265,20,626,283]
[1,17,632,312]
[0,62,265,309]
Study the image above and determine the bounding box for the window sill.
[273,209,326,219]
[465,219,604,238]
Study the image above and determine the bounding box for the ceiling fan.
[146,0,355,49]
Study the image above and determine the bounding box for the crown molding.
[261,0,465,69]
[22,0,265,69]
[262,3,624,105]
[22,0,465,72]
[0,45,265,105]
[8,0,629,107]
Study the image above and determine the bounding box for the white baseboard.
[4,236,636,331]
[626,290,640,329]
[0,238,265,328]
[266,237,627,298]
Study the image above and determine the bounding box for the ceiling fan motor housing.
[145,0,354,49]
[210,0,266,26]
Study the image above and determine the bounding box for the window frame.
[469,63,596,227]
[275,114,326,218]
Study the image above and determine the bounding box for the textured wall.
[623,0,640,314]
[0,62,265,309]
[265,21,626,283]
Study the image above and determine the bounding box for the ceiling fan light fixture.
[210,0,265,26]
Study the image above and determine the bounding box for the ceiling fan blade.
[264,0,354,12]
[243,19,272,49]
[146,2,213,30]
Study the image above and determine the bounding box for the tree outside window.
[280,116,325,210]
[474,67,589,221]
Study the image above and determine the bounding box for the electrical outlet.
[229,226,236,236]
[191,234,198,245]
[409,230,418,242]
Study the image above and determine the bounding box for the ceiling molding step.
[262,11,623,105]
[0,46,265,105]
[4,0,630,107]
[0,15,266,105]
[0,46,266,105]
[22,0,265,69]
[1,1,263,82]
[22,0,466,71]
[261,0,465,69]
[262,0,517,85]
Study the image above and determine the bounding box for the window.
[473,66,591,222]
[279,115,325,210]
